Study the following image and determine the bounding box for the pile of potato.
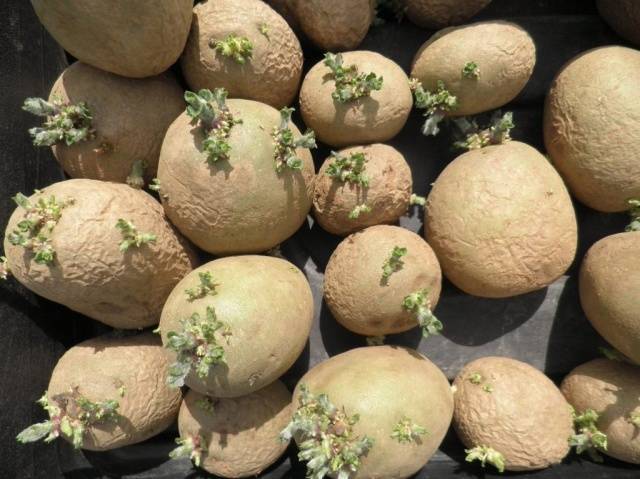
[4,0,640,477]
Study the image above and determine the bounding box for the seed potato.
[405,0,493,29]
[597,0,640,47]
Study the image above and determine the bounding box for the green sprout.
[115,219,156,252]
[169,433,206,467]
[410,194,426,206]
[258,23,270,40]
[0,256,10,280]
[210,34,253,64]
[148,178,169,200]
[453,111,514,150]
[468,373,483,385]
[482,384,494,393]
[628,412,640,428]
[272,107,316,173]
[280,384,374,479]
[626,199,640,232]
[410,78,458,136]
[391,417,428,444]
[462,61,480,79]
[402,289,442,338]
[326,152,369,186]
[16,388,119,449]
[348,204,372,220]
[569,408,608,462]
[599,346,630,363]
[22,96,94,147]
[185,271,218,301]
[324,53,384,103]
[381,246,407,282]
[366,335,386,346]
[196,397,217,414]
[465,445,506,473]
[126,160,146,189]
[117,386,126,398]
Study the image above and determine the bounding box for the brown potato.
[264,0,300,31]
[544,46,640,212]
[597,0,640,47]
[3,179,196,329]
[425,141,577,298]
[300,51,413,147]
[180,0,303,109]
[405,0,493,29]
[411,21,536,116]
[453,356,573,471]
[31,0,192,78]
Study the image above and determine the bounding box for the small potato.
[405,0,493,29]
[597,0,640,47]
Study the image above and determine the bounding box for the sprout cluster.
[169,433,207,467]
[381,246,407,282]
[410,78,458,136]
[126,160,146,189]
[0,256,9,279]
[210,34,253,64]
[462,61,480,79]
[185,271,218,302]
[453,111,515,151]
[467,372,493,393]
[115,219,157,252]
[391,417,428,444]
[326,152,369,186]
[410,194,426,206]
[196,396,217,414]
[627,199,640,232]
[569,408,608,462]
[272,107,317,173]
[402,289,442,338]
[22,97,94,147]
[465,445,506,473]
[348,204,372,220]
[324,53,384,103]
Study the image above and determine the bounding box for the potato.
[453,357,573,471]
[425,141,577,298]
[405,0,492,29]
[174,381,291,477]
[561,358,640,464]
[544,46,640,212]
[312,144,412,235]
[324,225,442,336]
[287,346,453,479]
[264,0,300,31]
[411,21,536,116]
[597,0,640,47]
[3,179,196,329]
[300,51,413,147]
[180,0,303,109]
[31,0,192,78]
[158,256,313,398]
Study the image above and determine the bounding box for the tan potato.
[411,21,536,116]
[324,225,442,336]
[544,46,640,212]
[405,0,493,29]
[300,51,413,147]
[31,0,192,78]
[3,179,196,329]
[453,357,573,471]
[180,0,303,109]
[425,141,577,298]
[176,382,291,477]
[264,0,300,31]
[597,0,640,47]
[561,358,640,464]
[312,144,412,235]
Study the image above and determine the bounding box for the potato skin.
[3,179,197,329]
[597,0,640,47]
[159,256,313,398]
[544,46,640,212]
[405,0,492,29]
[324,225,442,336]
[293,346,453,479]
[561,359,640,464]
[425,141,577,298]
[411,21,535,116]
[579,232,640,365]
[300,51,413,147]
[49,63,184,183]
[181,0,303,109]
[31,0,192,78]
[312,144,412,235]
[178,382,292,478]
[453,357,573,471]
[158,99,314,255]
[47,333,182,451]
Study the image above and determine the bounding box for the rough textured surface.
[425,141,577,298]
[597,0,640,47]
[30,0,192,78]
[46,333,182,451]
[3,179,197,329]
[324,225,442,336]
[292,346,454,479]
[158,99,314,255]
[544,46,640,213]
[411,21,536,116]
[579,232,640,365]
[159,256,314,398]
[453,356,573,471]
[405,0,492,29]
[561,358,640,465]
[178,382,291,478]
[49,62,184,184]
[312,144,412,235]
[300,51,413,147]
[181,0,303,109]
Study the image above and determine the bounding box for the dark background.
[0,0,638,477]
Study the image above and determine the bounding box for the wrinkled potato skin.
[300,51,413,147]
[158,99,314,255]
[312,144,412,235]
[425,142,577,298]
[561,359,640,464]
[293,346,453,479]
[178,382,292,477]
[544,46,640,212]
[159,256,313,398]
[597,0,640,47]
[405,0,492,29]
[47,333,182,451]
[324,225,442,335]
[31,0,192,78]
[49,63,184,183]
[181,0,303,109]
[453,357,573,471]
[3,180,196,329]
[411,21,535,116]
[579,232,640,365]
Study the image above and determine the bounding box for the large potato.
[31,0,192,78]
[405,0,493,29]
[425,141,577,298]
[411,21,536,116]
[597,0,640,47]
[544,46,640,212]
[3,179,196,329]
[453,357,573,471]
